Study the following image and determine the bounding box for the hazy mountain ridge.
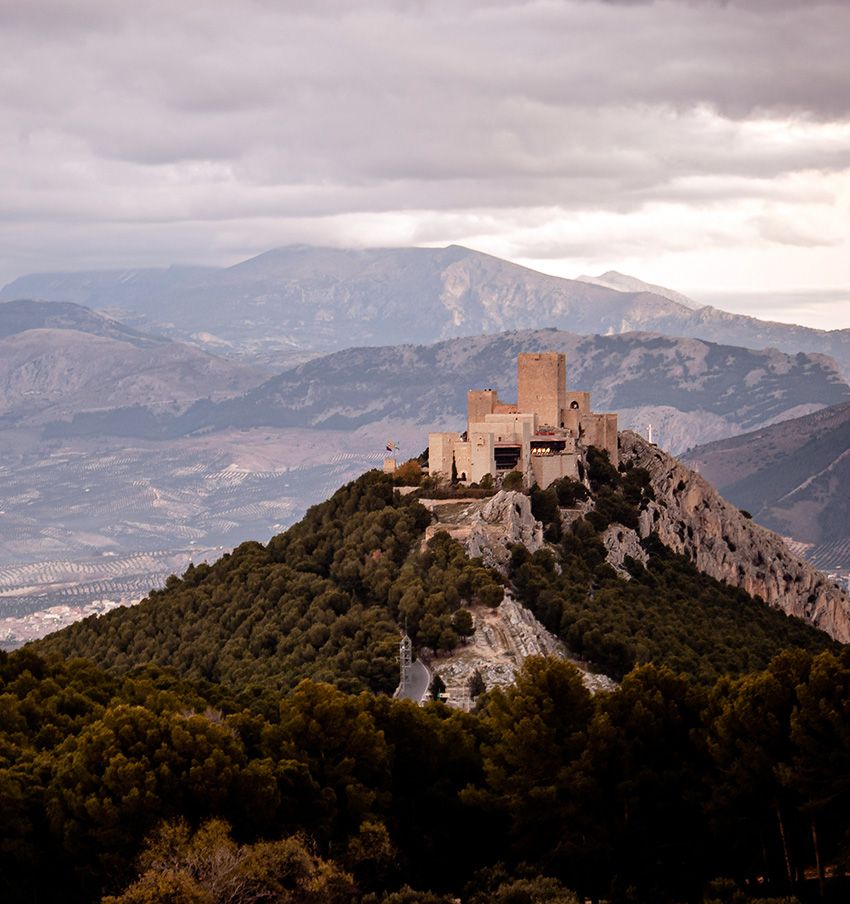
[0,298,167,347]
[6,244,850,376]
[0,299,265,426]
[577,270,703,310]
[42,329,850,455]
[0,328,265,422]
[683,401,850,562]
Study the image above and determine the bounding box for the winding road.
[395,658,431,703]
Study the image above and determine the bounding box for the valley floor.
[0,424,427,643]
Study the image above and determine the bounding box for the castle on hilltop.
[428,352,618,489]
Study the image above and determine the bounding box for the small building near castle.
[428,352,618,489]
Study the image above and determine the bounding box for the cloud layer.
[1,0,849,325]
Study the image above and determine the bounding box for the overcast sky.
[2,0,849,327]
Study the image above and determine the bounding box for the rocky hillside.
[618,430,850,641]
[0,298,165,346]
[6,245,850,376]
[0,301,263,423]
[577,270,702,310]
[420,491,545,573]
[681,402,850,566]
[43,329,850,454]
[416,454,849,654]
[418,491,615,706]
[35,465,835,691]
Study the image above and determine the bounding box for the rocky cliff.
[618,430,850,642]
[428,594,615,711]
[421,490,543,572]
[420,492,612,705]
[681,401,850,567]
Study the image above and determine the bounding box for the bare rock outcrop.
[466,491,544,569]
[601,524,649,579]
[429,593,615,711]
[619,430,850,642]
[422,490,543,573]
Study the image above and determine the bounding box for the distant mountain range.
[43,329,850,455]
[576,270,703,310]
[5,245,850,376]
[0,300,263,423]
[683,402,850,569]
[3,251,850,632]
[0,298,164,346]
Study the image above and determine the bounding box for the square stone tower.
[517,352,566,428]
[467,389,500,434]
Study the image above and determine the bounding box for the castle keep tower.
[517,352,566,428]
[428,350,618,490]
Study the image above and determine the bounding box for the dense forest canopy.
[34,472,503,695]
[6,466,848,901]
[2,649,850,902]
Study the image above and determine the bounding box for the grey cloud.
[692,288,850,332]
[754,214,842,248]
[0,0,120,33]
[594,1,841,7]
[1,0,849,284]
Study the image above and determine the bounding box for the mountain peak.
[577,270,702,311]
[0,298,166,347]
[5,246,850,379]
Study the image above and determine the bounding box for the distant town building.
[428,351,618,489]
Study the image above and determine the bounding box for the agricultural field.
[0,424,422,645]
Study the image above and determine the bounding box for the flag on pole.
[386,440,400,453]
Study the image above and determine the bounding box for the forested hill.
[10,465,850,903]
[7,643,850,904]
[36,463,834,693]
[33,471,501,695]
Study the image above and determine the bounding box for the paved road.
[396,658,431,703]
